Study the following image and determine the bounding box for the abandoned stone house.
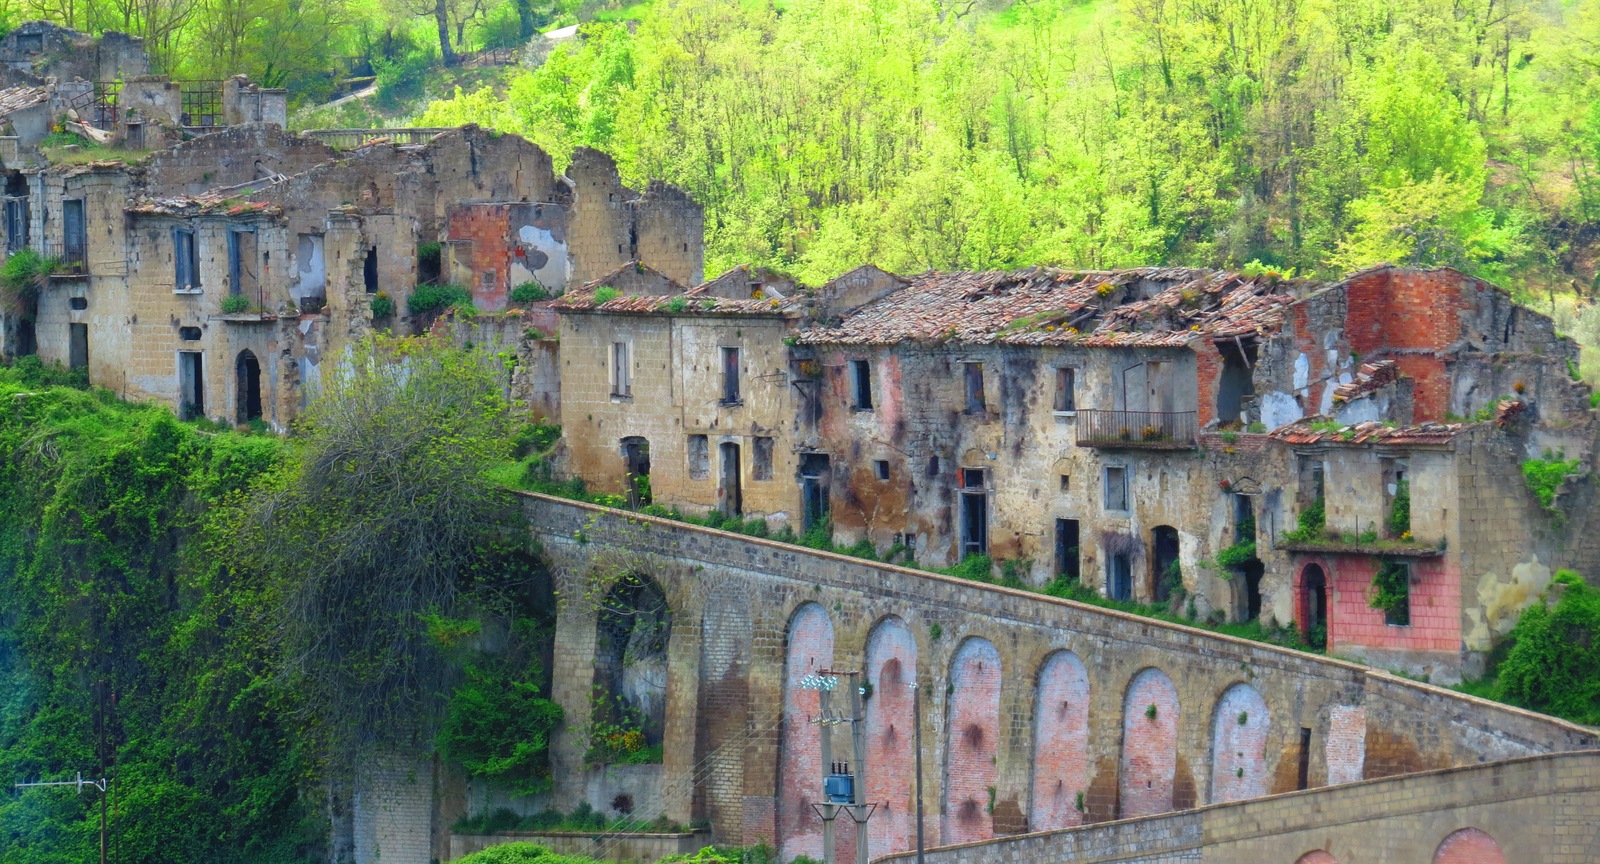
[1,112,704,429]
[556,263,1599,680]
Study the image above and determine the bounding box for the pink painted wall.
[1432,828,1507,864]
[942,637,1001,846]
[1208,683,1270,803]
[1029,651,1090,831]
[1323,555,1461,654]
[778,603,834,862]
[1119,667,1180,818]
[864,617,918,859]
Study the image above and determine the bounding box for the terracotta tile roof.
[0,85,48,116]
[794,267,1305,347]
[127,176,285,216]
[1332,360,1402,403]
[553,261,796,316]
[1269,418,1467,446]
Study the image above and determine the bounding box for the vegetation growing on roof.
[1521,450,1582,514]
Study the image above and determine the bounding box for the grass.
[39,131,149,166]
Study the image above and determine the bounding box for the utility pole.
[15,772,109,864]
[803,670,876,864]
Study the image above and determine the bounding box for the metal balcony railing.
[1075,409,1198,448]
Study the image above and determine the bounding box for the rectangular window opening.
[611,341,632,397]
[851,359,873,410]
[752,436,774,481]
[1296,728,1312,791]
[1104,466,1128,512]
[927,455,940,478]
[960,490,988,559]
[177,351,204,420]
[68,323,87,371]
[174,227,199,291]
[873,459,890,481]
[1059,474,1070,493]
[687,434,710,480]
[5,196,29,253]
[963,362,985,413]
[1053,367,1076,413]
[721,346,741,404]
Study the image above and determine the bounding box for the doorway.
[800,453,830,530]
[364,246,379,293]
[229,229,259,303]
[68,323,87,371]
[621,436,651,507]
[1151,525,1179,604]
[1109,552,1133,601]
[1241,561,1265,621]
[958,468,987,559]
[1302,564,1327,647]
[719,441,742,518]
[178,351,204,420]
[235,350,262,424]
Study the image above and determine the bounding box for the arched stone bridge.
[527,493,1598,863]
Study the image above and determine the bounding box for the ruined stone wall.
[564,148,634,288]
[433,310,560,420]
[445,202,571,311]
[630,181,704,287]
[526,494,1596,860]
[140,125,340,195]
[876,751,1600,864]
[559,310,802,521]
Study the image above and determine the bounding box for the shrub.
[219,294,251,314]
[1493,570,1600,724]
[511,282,551,303]
[593,286,621,304]
[663,295,688,313]
[436,655,564,794]
[453,841,603,863]
[0,248,59,308]
[409,283,474,316]
[1369,558,1410,624]
[1387,478,1410,536]
[370,291,394,317]
[1521,450,1582,512]
[1281,497,1326,542]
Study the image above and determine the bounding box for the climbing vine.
[1369,558,1411,625]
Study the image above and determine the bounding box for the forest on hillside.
[412,0,1600,294]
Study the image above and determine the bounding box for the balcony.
[1075,409,1197,449]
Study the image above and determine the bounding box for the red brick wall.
[446,204,512,311]
[1324,705,1367,786]
[1432,828,1507,864]
[778,603,834,862]
[942,638,1001,846]
[1029,651,1090,831]
[1194,341,1223,428]
[1342,269,1470,422]
[1118,667,1180,818]
[864,617,918,859]
[1325,555,1461,653]
[1208,683,1269,804]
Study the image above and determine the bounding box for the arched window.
[1119,667,1179,818]
[1030,651,1090,830]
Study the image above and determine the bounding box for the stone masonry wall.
[526,494,1597,861]
[875,750,1600,864]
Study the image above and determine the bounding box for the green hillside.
[412,0,1600,298]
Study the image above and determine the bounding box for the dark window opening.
[173,227,200,290]
[363,246,379,293]
[721,346,741,404]
[963,362,985,413]
[1108,552,1133,600]
[959,467,986,489]
[960,489,988,559]
[1055,519,1080,581]
[1059,474,1070,493]
[417,241,441,285]
[1053,367,1076,412]
[1379,560,1411,626]
[15,319,34,356]
[5,193,30,253]
[927,455,940,477]
[68,296,87,311]
[752,436,773,481]
[800,453,831,530]
[873,459,890,481]
[1302,564,1327,648]
[622,436,651,506]
[124,121,144,151]
[1382,457,1410,538]
[15,33,42,53]
[719,441,742,517]
[851,359,873,410]
[1151,525,1179,604]
[1104,465,1128,511]
[1242,562,1264,621]
[68,323,87,371]
[687,434,709,480]
[178,326,202,341]
[1216,339,1257,426]
[235,350,261,424]
[178,351,204,420]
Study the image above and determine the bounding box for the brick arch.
[942,636,1002,846]
[1294,852,1339,864]
[1029,650,1090,832]
[1118,666,1179,818]
[1208,682,1270,804]
[1432,828,1507,864]
[777,602,835,862]
[864,616,918,859]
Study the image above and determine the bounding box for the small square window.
[960,467,986,489]
[874,460,890,481]
[1059,474,1070,493]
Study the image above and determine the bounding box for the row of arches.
[777,603,1278,861]
[1295,827,1506,863]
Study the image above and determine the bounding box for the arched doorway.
[1301,564,1327,648]
[1432,828,1506,864]
[235,350,262,424]
[593,573,672,755]
[1151,526,1179,605]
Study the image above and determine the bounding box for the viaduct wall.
[524,493,1597,864]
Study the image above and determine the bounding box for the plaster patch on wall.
[1336,396,1382,425]
[1260,391,1303,430]
[1466,558,1552,650]
[1293,353,1310,391]
[514,223,572,289]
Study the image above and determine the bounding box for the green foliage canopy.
[1494,570,1600,724]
